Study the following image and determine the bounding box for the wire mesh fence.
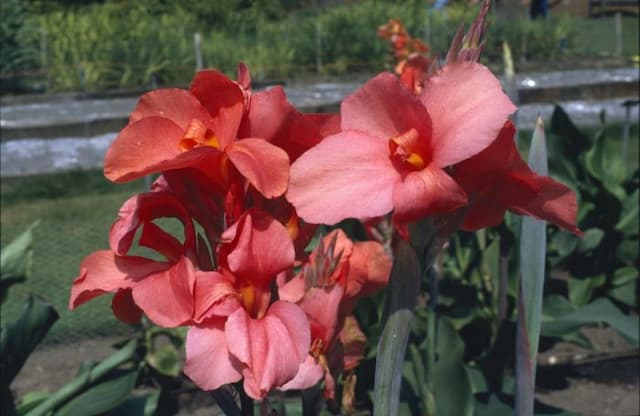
[1,173,148,345]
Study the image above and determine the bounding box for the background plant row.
[4,0,636,94]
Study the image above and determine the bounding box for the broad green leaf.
[584,130,626,198]
[432,317,473,416]
[612,267,639,286]
[567,275,605,307]
[0,296,58,387]
[575,228,604,253]
[16,392,49,416]
[615,189,639,235]
[607,280,637,307]
[516,117,548,416]
[541,298,639,345]
[54,369,138,416]
[550,231,578,261]
[102,391,160,416]
[0,221,39,303]
[374,238,421,416]
[616,239,639,265]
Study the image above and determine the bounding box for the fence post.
[315,20,323,73]
[40,26,49,91]
[614,12,623,58]
[194,32,203,71]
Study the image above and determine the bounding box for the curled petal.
[344,240,392,300]
[185,321,243,391]
[111,289,143,324]
[193,271,241,322]
[225,301,311,399]
[226,138,290,198]
[131,256,196,327]
[287,131,399,225]
[129,88,215,130]
[279,355,324,391]
[392,164,467,223]
[70,251,169,310]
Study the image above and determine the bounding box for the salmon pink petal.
[131,257,196,327]
[510,176,582,235]
[287,131,399,224]
[342,72,431,140]
[299,286,344,348]
[225,301,311,399]
[221,210,295,286]
[129,89,215,130]
[225,138,290,198]
[111,289,143,324]
[239,86,292,141]
[70,251,169,309]
[104,117,223,183]
[277,274,307,304]
[393,164,467,223]
[279,355,324,391]
[185,321,242,391]
[190,70,245,147]
[193,271,241,322]
[237,62,252,92]
[421,62,516,166]
[306,113,341,137]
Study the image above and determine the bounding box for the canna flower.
[184,210,314,399]
[287,62,516,226]
[452,121,582,235]
[104,68,289,199]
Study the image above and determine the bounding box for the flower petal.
[69,251,169,310]
[190,70,245,147]
[225,301,310,399]
[342,72,431,140]
[185,321,243,391]
[129,88,215,130]
[131,256,196,327]
[225,138,290,199]
[421,62,516,166]
[193,270,241,322]
[111,289,143,324]
[104,116,223,183]
[279,355,324,391]
[287,131,399,224]
[392,164,467,223]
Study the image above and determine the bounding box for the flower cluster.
[69,4,580,403]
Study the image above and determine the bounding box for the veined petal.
[225,138,290,199]
[342,72,431,141]
[129,88,215,130]
[69,251,169,310]
[131,256,196,327]
[287,131,399,225]
[392,164,467,223]
[345,240,392,300]
[193,270,241,322]
[185,321,242,391]
[104,117,223,183]
[225,301,311,399]
[421,62,516,166]
[190,70,245,147]
[240,86,292,141]
[279,355,324,391]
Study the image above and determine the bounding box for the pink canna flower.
[184,210,315,399]
[452,121,582,235]
[287,62,516,227]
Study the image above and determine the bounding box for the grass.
[1,172,146,344]
[573,16,640,58]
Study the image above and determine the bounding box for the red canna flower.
[104,68,289,199]
[287,63,516,226]
[452,121,582,235]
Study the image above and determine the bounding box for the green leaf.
[584,130,626,198]
[567,275,605,307]
[612,267,639,286]
[607,280,637,307]
[27,340,139,416]
[432,317,473,416]
[0,221,39,303]
[54,369,138,416]
[102,391,160,416]
[374,238,421,416]
[615,189,639,235]
[16,392,49,416]
[549,105,591,154]
[575,228,604,253]
[616,239,639,265]
[0,296,58,387]
[541,298,639,345]
[516,117,548,416]
[550,232,578,260]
